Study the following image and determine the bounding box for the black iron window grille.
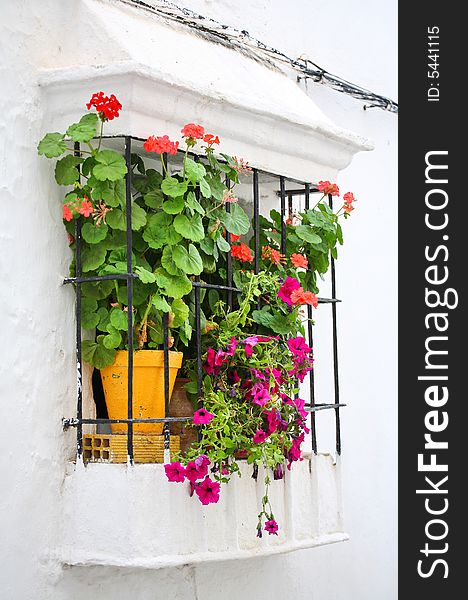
[63,135,345,463]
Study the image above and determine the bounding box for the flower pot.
[169,378,198,453]
[100,350,183,434]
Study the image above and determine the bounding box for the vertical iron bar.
[279,176,286,254]
[195,278,203,408]
[225,176,233,310]
[74,142,83,458]
[253,169,260,274]
[163,312,171,461]
[288,194,293,220]
[329,193,341,455]
[304,184,317,454]
[125,137,134,464]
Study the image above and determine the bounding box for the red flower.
[290,253,308,269]
[290,288,318,308]
[203,133,220,145]
[317,180,340,197]
[63,204,74,222]
[231,242,253,263]
[344,203,354,213]
[262,245,284,266]
[144,135,179,155]
[181,123,205,139]
[86,92,122,120]
[343,192,355,204]
[195,477,221,505]
[79,199,94,218]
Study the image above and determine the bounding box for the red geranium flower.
[144,135,179,155]
[86,91,122,120]
[231,242,253,263]
[203,133,220,145]
[290,288,318,308]
[63,204,74,222]
[181,123,205,139]
[290,253,308,269]
[317,180,340,197]
[78,198,94,218]
[343,191,355,204]
[262,245,284,266]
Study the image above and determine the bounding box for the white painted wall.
[0,1,397,599]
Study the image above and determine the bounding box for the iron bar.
[74,142,83,457]
[304,403,347,412]
[279,176,286,254]
[253,169,260,274]
[125,137,134,464]
[329,193,342,455]
[195,277,203,406]
[64,273,137,285]
[276,187,319,197]
[192,281,241,293]
[63,417,193,429]
[163,311,171,460]
[225,176,233,310]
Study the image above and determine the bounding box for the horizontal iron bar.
[304,403,347,412]
[276,187,319,196]
[63,416,192,430]
[63,273,137,285]
[317,297,341,304]
[192,281,241,293]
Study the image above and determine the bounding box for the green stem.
[97,119,104,152]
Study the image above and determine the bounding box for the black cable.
[118,0,398,114]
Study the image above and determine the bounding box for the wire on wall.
[118,0,398,114]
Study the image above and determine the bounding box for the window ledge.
[58,454,347,569]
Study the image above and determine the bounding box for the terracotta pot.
[169,378,197,453]
[100,350,183,434]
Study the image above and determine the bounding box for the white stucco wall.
[0,1,397,599]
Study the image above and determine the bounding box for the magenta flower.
[185,460,209,483]
[273,464,284,480]
[229,370,240,384]
[195,477,221,505]
[252,387,270,407]
[253,430,268,444]
[251,368,267,381]
[278,277,301,306]
[193,408,215,425]
[294,397,308,419]
[194,454,210,469]
[164,461,186,483]
[225,336,238,356]
[287,336,312,357]
[264,519,279,535]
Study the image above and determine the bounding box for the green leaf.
[295,225,322,244]
[82,243,107,272]
[152,294,171,312]
[92,179,125,207]
[37,132,67,158]
[184,157,206,182]
[82,222,108,244]
[110,307,129,331]
[252,309,274,328]
[172,244,203,275]
[134,266,156,284]
[162,196,185,214]
[81,297,99,329]
[55,155,83,185]
[155,268,192,299]
[208,289,220,312]
[161,177,188,198]
[82,340,116,369]
[205,175,225,201]
[173,214,204,242]
[96,307,110,332]
[199,237,215,256]
[200,251,216,273]
[144,189,164,209]
[106,209,126,231]
[220,204,250,235]
[216,235,231,253]
[170,298,189,328]
[336,223,343,245]
[199,178,211,198]
[186,191,205,215]
[131,203,147,230]
[93,150,127,182]
[143,212,173,249]
[102,325,122,349]
[66,113,99,143]
[161,245,182,276]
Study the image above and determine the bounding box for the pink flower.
[250,368,266,381]
[278,277,301,306]
[264,519,279,535]
[253,430,267,444]
[204,347,225,375]
[266,410,279,434]
[287,336,312,357]
[185,460,209,483]
[195,477,221,505]
[294,398,308,419]
[164,461,186,483]
[252,387,270,407]
[194,454,210,469]
[193,408,215,425]
[225,337,238,356]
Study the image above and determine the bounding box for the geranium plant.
[37,93,251,369]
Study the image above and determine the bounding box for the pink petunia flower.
[253,430,268,444]
[264,519,279,535]
[252,387,270,407]
[287,336,312,357]
[164,461,186,483]
[185,460,209,483]
[195,477,221,505]
[193,408,215,425]
[278,277,301,306]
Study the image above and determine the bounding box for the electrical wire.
[118,0,398,114]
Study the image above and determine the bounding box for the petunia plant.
[37,93,251,368]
